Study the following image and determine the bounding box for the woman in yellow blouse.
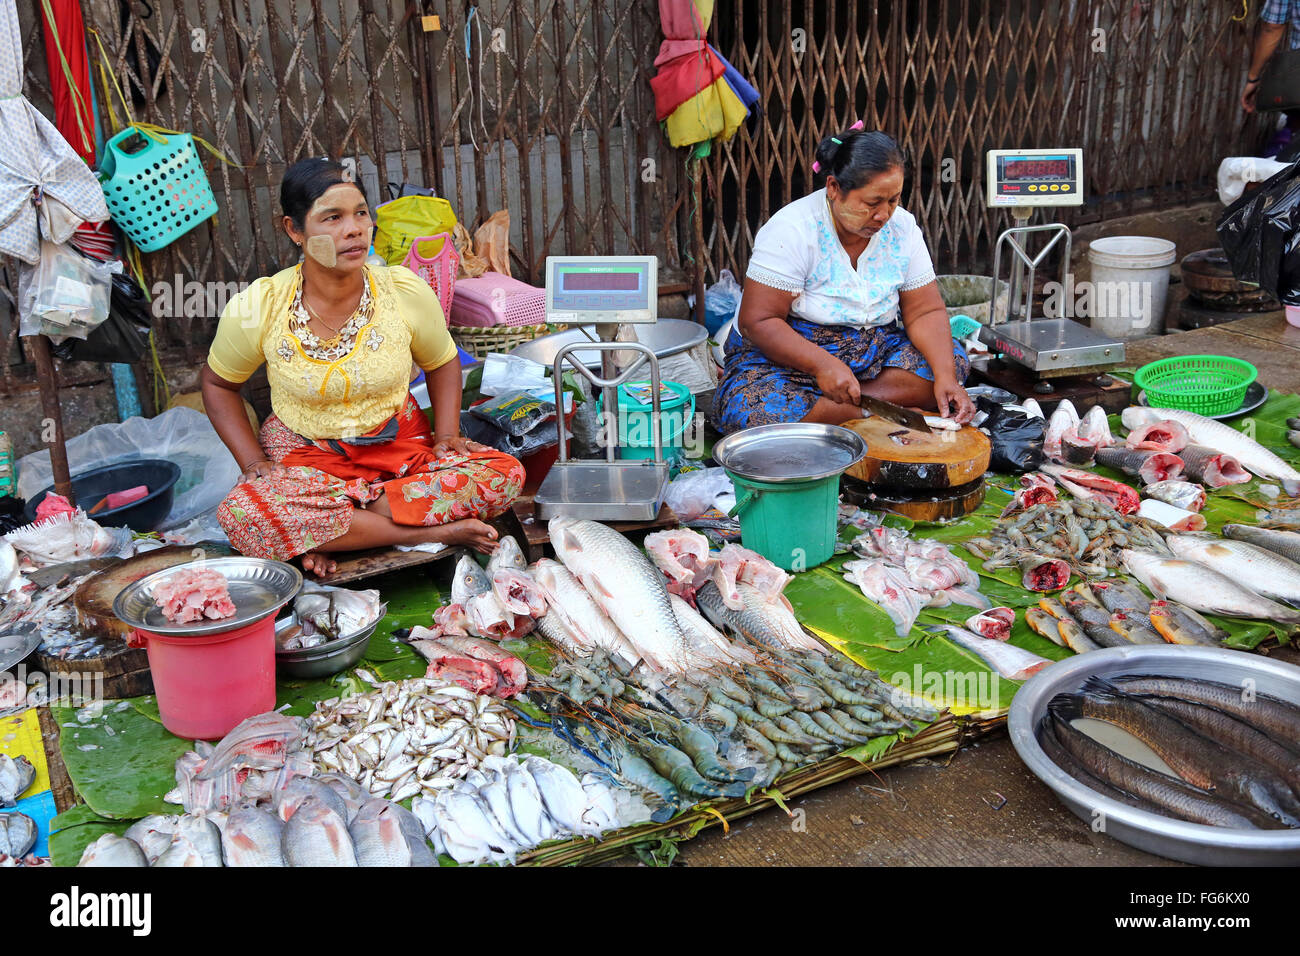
[203,158,524,576]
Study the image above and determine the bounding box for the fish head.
[487,536,526,574]
[451,554,492,605]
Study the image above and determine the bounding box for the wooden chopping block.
[841,476,987,522]
[840,417,990,491]
[38,642,154,700]
[73,543,234,639]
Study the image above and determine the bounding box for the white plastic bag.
[16,407,241,531]
[17,241,120,342]
[663,466,734,521]
[479,352,550,397]
[1217,156,1293,205]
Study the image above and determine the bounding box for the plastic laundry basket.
[99,127,218,252]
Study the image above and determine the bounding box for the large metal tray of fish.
[113,557,303,636]
[274,583,387,679]
[1009,645,1300,865]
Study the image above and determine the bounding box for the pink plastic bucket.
[130,615,277,740]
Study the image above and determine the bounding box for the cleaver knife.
[857,394,933,433]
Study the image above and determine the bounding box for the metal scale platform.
[973,149,1129,412]
[533,255,671,521]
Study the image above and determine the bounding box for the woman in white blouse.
[713,128,975,433]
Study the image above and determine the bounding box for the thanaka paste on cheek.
[305,234,338,268]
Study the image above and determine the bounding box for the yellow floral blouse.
[207,264,458,439]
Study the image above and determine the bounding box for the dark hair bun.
[814,130,904,192]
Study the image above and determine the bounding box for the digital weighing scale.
[974,148,1129,410]
[532,255,673,521]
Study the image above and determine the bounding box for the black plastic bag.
[1217,159,1300,304]
[51,273,152,364]
[977,396,1045,473]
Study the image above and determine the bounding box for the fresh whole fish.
[1125,419,1189,453]
[78,833,148,867]
[1037,719,1178,818]
[1073,677,1300,826]
[388,802,438,867]
[671,592,753,665]
[152,832,208,867]
[1123,406,1300,494]
[1026,605,1099,653]
[1113,675,1300,742]
[927,624,1051,681]
[350,798,414,867]
[1044,703,1281,829]
[1146,601,1223,647]
[698,580,826,654]
[0,754,35,807]
[531,559,641,670]
[124,814,180,865]
[282,795,358,866]
[1166,535,1300,606]
[0,810,36,858]
[275,775,350,823]
[222,806,285,866]
[451,554,493,605]
[1176,444,1252,488]
[174,813,223,867]
[1106,610,1165,645]
[1095,447,1183,485]
[1223,524,1300,564]
[522,756,598,837]
[549,517,689,672]
[1139,697,1300,793]
[1143,480,1206,513]
[1137,498,1205,532]
[1120,549,1300,624]
[1060,595,1129,648]
[1088,580,1151,614]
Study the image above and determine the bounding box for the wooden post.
[25,334,74,502]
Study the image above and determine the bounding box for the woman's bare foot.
[427,518,499,554]
[300,551,339,577]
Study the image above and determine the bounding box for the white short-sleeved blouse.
[745,188,936,327]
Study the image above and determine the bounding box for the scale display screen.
[546,256,658,324]
[986,149,1084,207]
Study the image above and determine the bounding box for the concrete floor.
[660,309,1300,868]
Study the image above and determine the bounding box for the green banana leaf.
[48,805,136,868]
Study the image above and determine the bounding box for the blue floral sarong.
[711,318,970,434]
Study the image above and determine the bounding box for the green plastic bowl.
[1133,355,1257,417]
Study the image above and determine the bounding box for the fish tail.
[1046,693,1085,723]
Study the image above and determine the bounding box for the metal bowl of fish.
[114,557,303,636]
[274,583,387,679]
[1009,645,1300,866]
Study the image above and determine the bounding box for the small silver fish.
[78,833,147,867]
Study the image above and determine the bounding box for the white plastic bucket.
[1086,236,1177,339]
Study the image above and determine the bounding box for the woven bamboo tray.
[451,324,550,360]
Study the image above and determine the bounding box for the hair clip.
[812,160,821,173]
[830,137,842,145]
[849,120,865,131]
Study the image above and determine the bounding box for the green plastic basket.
[1133,355,1257,417]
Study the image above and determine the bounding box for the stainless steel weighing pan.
[508,319,708,370]
[712,423,867,483]
[1008,645,1300,866]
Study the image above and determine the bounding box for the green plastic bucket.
[725,470,840,571]
[598,381,695,461]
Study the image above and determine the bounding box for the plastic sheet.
[50,272,152,364]
[1217,160,1300,305]
[663,466,734,521]
[15,407,240,531]
[977,396,1045,474]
